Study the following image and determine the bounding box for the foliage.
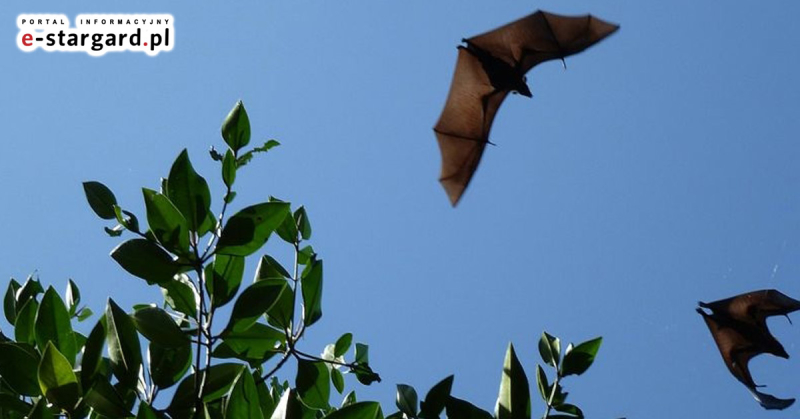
[0,101,606,419]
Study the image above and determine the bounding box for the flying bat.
[433,10,619,206]
[696,289,800,410]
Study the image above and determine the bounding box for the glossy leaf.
[65,279,80,317]
[396,384,418,418]
[265,285,294,331]
[14,299,38,345]
[275,208,298,244]
[207,254,244,309]
[255,255,292,281]
[84,379,132,418]
[496,343,531,419]
[149,341,192,389]
[334,333,353,358]
[536,365,549,402]
[161,274,199,318]
[538,332,560,368]
[213,323,284,365]
[561,337,602,377]
[167,149,213,234]
[296,360,330,410]
[83,181,118,220]
[35,287,76,365]
[4,278,20,325]
[132,305,188,348]
[216,202,291,256]
[225,279,290,333]
[419,375,454,419]
[15,276,44,309]
[81,318,106,387]
[221,100,251,152]
[38,342,81,413]
[105,298,142,386]
[114,206,141,233]
[169,363,244,410]
[331,368,345,394]
[77,307,93,321]
[222,149,236,188]
[294,206,312,240]
[301,259,323,327]
[0,342,40,396]
[270,389,306,419]
[26,397,56,419]
[143,188,190,254]
[137,402,159,419]
[226,368,263,419]
[553,403,583,418]
[111,239,180,285]
[446,397,493,419]
[323,401,383,419]
[0,394,31,416]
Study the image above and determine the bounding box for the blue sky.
[3,0,800,417]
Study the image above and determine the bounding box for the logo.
[17,14,174,57]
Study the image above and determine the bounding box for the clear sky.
[2,1,800,417]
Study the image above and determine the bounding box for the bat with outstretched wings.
[697,289,800,410]
[433,10,619,206]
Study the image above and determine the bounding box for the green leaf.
[143,188,190,254]
[77,307,94,321]
[296,360,330,410]
[297,245,316,265]
[35,287,77,365]
[553,403,583,418]
[161,274,199,318]
[0,342,41,396]
[445,397,493,419]
[13,299,38,345]
[331,368,345,394]
[270,389,306,419]
[395,384,418,418]
[333,333,353,358]
[341,391,357,408]
[137,402,159,419]
[536,365,548,402]
[132,305,188,347]
[111,239,180,285]
[538,332,560,368]
[235,140,280,168]
[301,259,323,327]
[355,343,369,365]
[561,337,602,377]
[114,206,141,233]
[84,379,132,418]
[419,375,453,419]
[65,279,80,317]
[149,341,192,389]
[105,298,142,386]
[105,225,125,237]
[223,149,237,188]
[225,279,290,333]
[222,100,251,152]
[81,318,106,387]
[275,208,298,244]
[26,397,56,419]
[323,401,383,419]
[352,364,381,386]
[15,276,44,310]
[209,146,224,162]
[169,363,244,410]
[226,368,264,419]
[167,149,213,235]
[207,254,245,309]
[255,255,292,281]
[213,323,284,365]
[38,342,81,413]
[294,207,312,240]
[496,343,531,419]
[0,394,32,415]
[83,181,118,220]
[4,278,20,325]
[216,202,291,256]
[266,286,294,331]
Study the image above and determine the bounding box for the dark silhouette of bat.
[433,10,619,206]
[696,289,800,410]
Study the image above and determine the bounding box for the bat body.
[697,289,800,410]
[433,11,619,206]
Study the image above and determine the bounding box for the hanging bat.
[433,10,619,206]
[696,289,800,410]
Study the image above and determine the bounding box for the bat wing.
[697,289,800,410]
[434,47,510,206]
[467,11,619,75]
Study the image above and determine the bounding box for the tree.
[0,101,603,419]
